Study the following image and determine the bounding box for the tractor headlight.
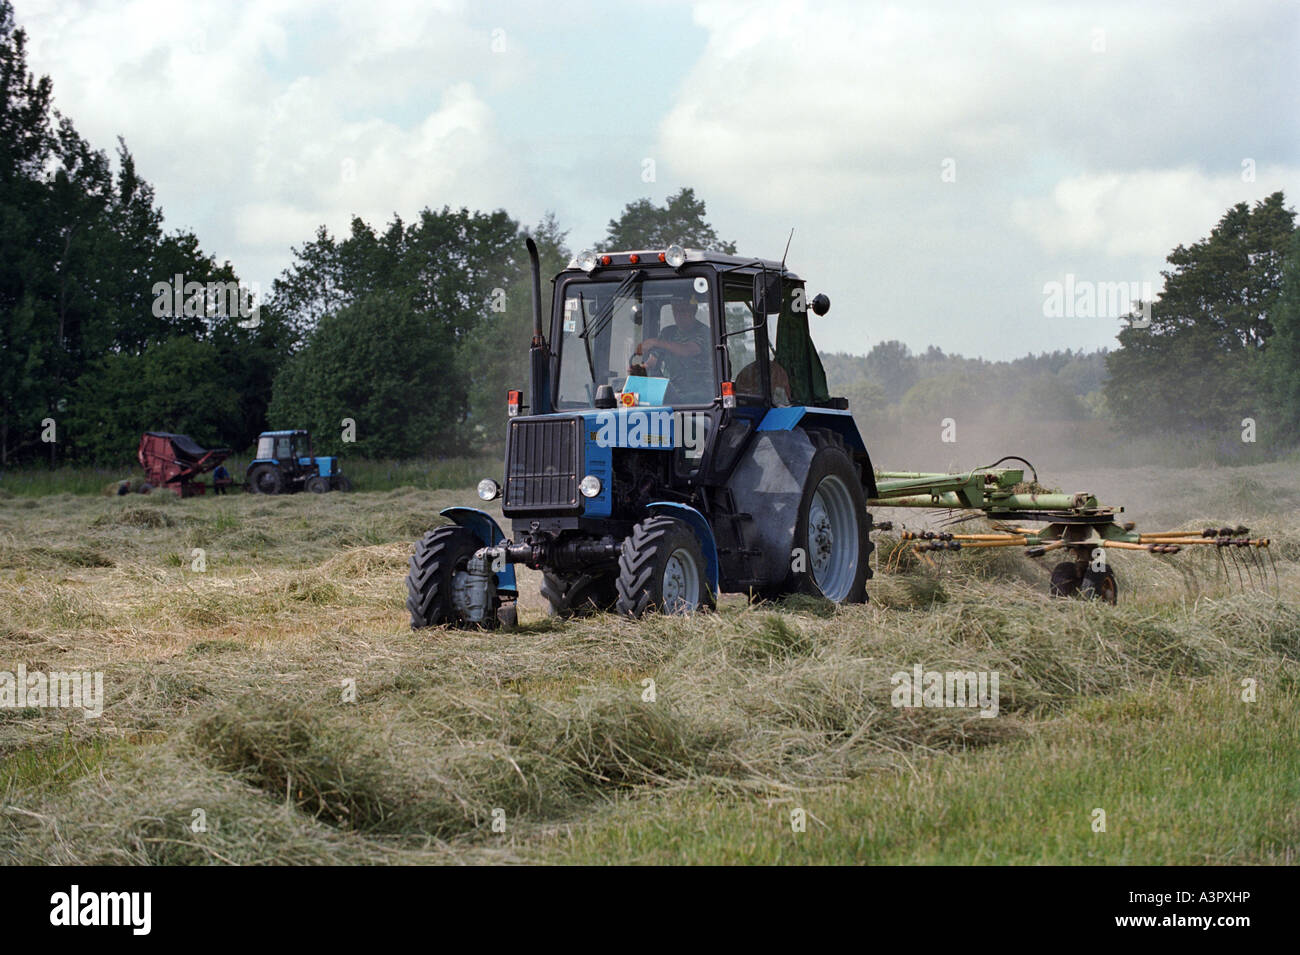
[579,475,602,498]
[664,244,687,268]
[477,478,501,501]
[576,249,598,273]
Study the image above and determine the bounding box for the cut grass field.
[0,462,1297,865]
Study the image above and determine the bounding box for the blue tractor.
[247,429,352,494]
[407,240,878,628]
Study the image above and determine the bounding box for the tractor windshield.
[556,274,715,408]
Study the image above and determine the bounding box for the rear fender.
[758,406,877,497]
[438,507,518,597]
[645,501,720,596]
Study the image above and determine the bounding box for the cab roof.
[564,248,801,281]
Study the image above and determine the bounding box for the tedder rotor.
[868,459,1275,604]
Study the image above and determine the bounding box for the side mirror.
[810,293,830,316]
[753,270,782,319]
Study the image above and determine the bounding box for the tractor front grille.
[503,416,582,513]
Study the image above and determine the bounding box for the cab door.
[696,276,772,482]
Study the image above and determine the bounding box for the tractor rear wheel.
[407,525,500,629]
[541,571,619,617]
[306,475,329,493]
[788,430,871,603]
[616,516,715,618]
[250,465,283,495]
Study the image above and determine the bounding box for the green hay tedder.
[870,460,1273,603]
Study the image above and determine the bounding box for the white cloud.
[238,80,519,249]
[1010,166,1300,257]
[660,0,1298,214]
[21,0,529,290]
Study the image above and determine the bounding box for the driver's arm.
[638,336,700,357]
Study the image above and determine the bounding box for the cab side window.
[722,283,765,401]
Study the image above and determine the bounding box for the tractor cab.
[247,429,351,494]
[256,430,311,466]
[552,247,836,416]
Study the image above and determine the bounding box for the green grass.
[1,735,118,797]
[0,454,502,496]
[534,679,1300,864]
[337,455,501,492]
[0,465,127,496]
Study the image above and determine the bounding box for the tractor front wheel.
[306,475,330,494]
[407,525,500,629]
[249,465,283,495]
[332,474,353,492]
[616,516,715,618]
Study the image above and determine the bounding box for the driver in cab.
[633,290,711,401]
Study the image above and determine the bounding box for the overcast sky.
[19,0,1300,359]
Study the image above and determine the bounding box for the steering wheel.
[630,345,668,377]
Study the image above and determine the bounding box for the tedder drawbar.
[406,240,1273,628]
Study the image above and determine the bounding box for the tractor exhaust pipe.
[525,237,553,415]
[527,237,544,342]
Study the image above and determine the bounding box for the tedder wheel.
[407,525,501,629]
[305,475,330,494]
[249,465,283,495]
[1079,566,1118,604]
[332,474,353,492]
[616,515,715,618]
[787,430,871,603]
[541,571,619,617]
[1049,561,1082,597]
